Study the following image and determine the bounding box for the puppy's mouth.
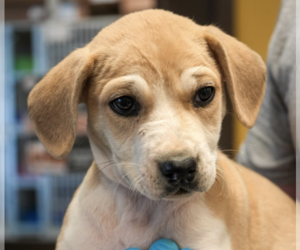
[174,188,190,195]
[167,187,194,199]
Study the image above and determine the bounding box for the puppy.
[28,10,296,250]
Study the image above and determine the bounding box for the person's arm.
[236,0,296,199]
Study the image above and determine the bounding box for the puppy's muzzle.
[159,157,196,185]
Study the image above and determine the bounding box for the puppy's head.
[28,10,266,199]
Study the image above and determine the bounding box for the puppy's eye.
[194,86,215,107]
[110,96,139,116]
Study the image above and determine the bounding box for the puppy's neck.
[85,162,198,224]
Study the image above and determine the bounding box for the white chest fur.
[57,180,232,250]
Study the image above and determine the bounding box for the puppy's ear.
[28,48,95,159]
[204,26,266,128]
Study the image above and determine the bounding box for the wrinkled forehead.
[93,33,219,92]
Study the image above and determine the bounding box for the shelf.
[5,15,120,239]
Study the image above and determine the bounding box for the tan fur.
[206,154,296,249]
[27,9,294,250]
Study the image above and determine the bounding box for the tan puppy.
[28,10,295,250]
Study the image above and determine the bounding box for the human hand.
[125,238,192,250]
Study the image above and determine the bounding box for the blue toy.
[125,238,192,250]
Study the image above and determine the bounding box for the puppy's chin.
[143,188,202,201]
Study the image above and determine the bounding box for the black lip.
[163,179,199,197]
[174,188,190,195]
[168,186,193,196]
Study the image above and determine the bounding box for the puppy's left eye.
[110,96,139,116]
[194,86,215,107]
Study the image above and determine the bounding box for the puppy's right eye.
[110,96,139,116]
[194,86,215,107]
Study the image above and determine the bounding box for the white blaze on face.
[133,67,221,197]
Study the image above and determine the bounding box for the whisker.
[82,161,114,183]
[98,162,115,171]
[112,183,121,201]
[92,160,149,201]
[129,176,145,201]
[214,165,228,197]
[94,160,114,166]
[111,167,143,201]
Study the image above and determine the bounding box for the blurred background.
[4,0,280,249]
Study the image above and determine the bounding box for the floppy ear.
[28,48,95,159]
[204,26,266,128]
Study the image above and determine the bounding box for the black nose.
[159,158,197,184]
